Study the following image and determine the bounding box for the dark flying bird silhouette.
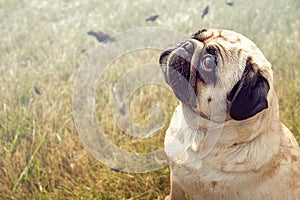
[145,14,159,22]
[201,6,209,19]
[119,102,126,116]
[87,31,116,43]
[110,167,123,172]
[34,85,41,95]
[226,2,234,6]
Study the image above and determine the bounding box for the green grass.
[0,0,299,199]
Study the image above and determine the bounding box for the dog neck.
[181,88,281,145]
[181,103,226,131]
[177,90,282,171]
[181,90,280,155]
[180,103,228,158]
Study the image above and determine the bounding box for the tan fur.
[162,29,300,200]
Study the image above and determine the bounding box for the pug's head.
[159,29,272,121]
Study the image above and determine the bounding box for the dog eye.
[201,54,216,71]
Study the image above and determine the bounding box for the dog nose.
[182,41,194,54]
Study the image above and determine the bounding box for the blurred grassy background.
[0,0,299,199]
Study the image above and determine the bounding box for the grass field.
[0,0,299,199]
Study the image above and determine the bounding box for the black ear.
[228,58,270,121]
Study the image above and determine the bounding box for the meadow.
[0,0,299,199]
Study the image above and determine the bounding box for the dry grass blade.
[11,131,47,195]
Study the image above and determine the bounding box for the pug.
[159,28,300,200]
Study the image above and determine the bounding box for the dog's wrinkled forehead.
[192,29,271,72]
[192,29,262,61]
[192,29,252,47]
